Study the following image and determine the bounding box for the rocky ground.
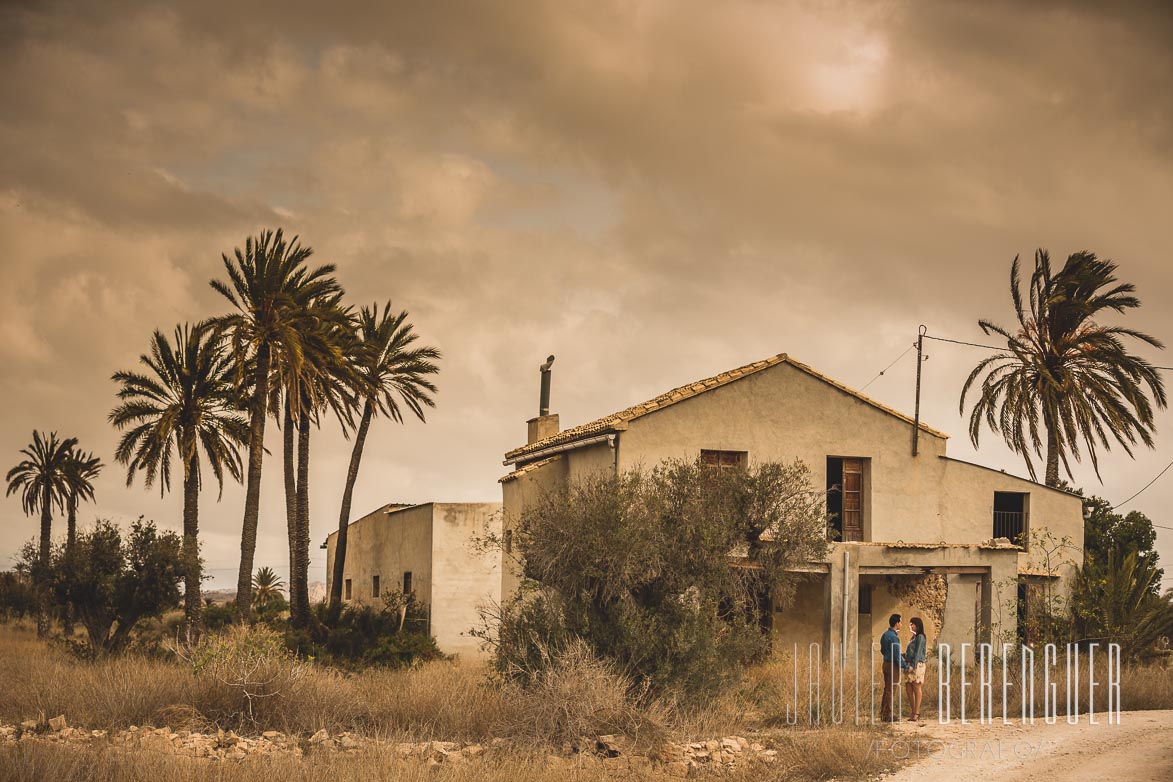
[1,717,780,777]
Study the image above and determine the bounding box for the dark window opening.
[701,450,747,470]
[403,571,413,595]
[826,457,865,541]
[858,584,872,614]
[372,575,380,598]
[504,529,513,554]
[994,492,1028,545]
[344,579,352,600]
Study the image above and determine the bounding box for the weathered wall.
[325,503,434,609]
[500,456,568,599]
[429,503,502,658]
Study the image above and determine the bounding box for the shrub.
[36,518,183,655]
[174,624,310,725]
[289,600,443,669]
[504,458,828,697]
[0,571,36,622]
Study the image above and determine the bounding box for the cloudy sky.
[2,0,1172,589]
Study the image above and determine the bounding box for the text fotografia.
[781,642,1123,725]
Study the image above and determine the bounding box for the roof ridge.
[503,352,948,463]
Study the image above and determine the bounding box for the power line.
[1112,458,1173,511]
[860,343,916,391]
[922,334,1005,351]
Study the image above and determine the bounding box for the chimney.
[527,355,559,444]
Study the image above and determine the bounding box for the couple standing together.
[880,613,927,722]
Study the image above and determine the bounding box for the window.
[403,571,413,595]
[994,492,1029,545]
[700,450,747,469]
[827,457,866,542]
[372,575,380,598]
[858,584,872,614]
[504,529,513,554]
[344,579,352,600]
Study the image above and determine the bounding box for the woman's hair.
[910,617,925,637]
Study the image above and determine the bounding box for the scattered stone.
[308,729,329,744]
[48,715,66,732]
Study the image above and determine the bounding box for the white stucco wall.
[429,502,502,658]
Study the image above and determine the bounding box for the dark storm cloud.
[2,0,1171,583]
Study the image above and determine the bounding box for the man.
[879,613,907,722]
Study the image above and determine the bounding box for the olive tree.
[502,458,828,695]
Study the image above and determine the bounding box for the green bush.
[501,458,829,698]
[0,571,36,622]
[285,600,442,670]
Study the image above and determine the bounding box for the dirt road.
[878,710,1173,782]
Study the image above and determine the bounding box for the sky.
[2,0,1172,589]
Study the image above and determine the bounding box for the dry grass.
[0,730,899,782]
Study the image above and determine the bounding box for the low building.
[324,502,502,658]
[499,352,1084,656]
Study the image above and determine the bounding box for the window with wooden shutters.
[841,458,864,541]
[700,450,747,469]
[826,457,867,542]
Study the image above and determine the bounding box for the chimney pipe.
[539,355,555,416]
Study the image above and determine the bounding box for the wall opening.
[827,457,866,541]
[994,492,1029,545]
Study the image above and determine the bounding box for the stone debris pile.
[2,717,778,776]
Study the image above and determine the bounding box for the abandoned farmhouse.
[323,502,501,657]
[328,352,1084,658]
[499,353,1084,658]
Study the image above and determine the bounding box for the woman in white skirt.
[904,617,928,722]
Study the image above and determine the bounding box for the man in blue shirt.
[880,613,906,722]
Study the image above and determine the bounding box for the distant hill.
[202,582,326,605]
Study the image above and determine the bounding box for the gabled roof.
[499,454,564,483]
[503,353,948,463]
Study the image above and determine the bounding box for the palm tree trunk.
[1045,425,1061,487]
[292,409,313,628]
[235,343,271,621]
[328,399,373,622]
[63,495,77,637]
[282,396,300,621]
[182,458,202,643]
[37,484,52,638]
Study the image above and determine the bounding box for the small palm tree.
[252,566,285,608]
[328,302,440,620]
[110,323,249,640]
[209,228,341,619]
[1073,548,1173,660]
[61,448,103,636]
[5,431,77,636]
[961,250,1166,486]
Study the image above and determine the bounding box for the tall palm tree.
[5,431,77,636]
[252,566,285,608]
[61,448,103,636]
[961,250,1166,487]
[328,302,441,620]
[110,323,249,640]
[209,229,341,619]
[270,294,360,628]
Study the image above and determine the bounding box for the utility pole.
[912,325,926,456]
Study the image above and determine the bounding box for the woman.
[904,617,928,722]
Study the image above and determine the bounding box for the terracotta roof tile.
[498,454,565,483]
[503,353,949,463]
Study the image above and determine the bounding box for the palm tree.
[328,302,441,620]
[61,448,103,636]
[252,566,285,608]
[209,229,341,619]
[961,250,1166,486]
[270,294,360,628]
[5,431,77,636]
[110,323,249,640]
[1073,548,1173,660]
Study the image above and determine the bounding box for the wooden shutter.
[841,458,863,541]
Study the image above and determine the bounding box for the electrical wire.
[860,343,916,391]
[1111,458,1173,511]
[921,334,1005,351]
